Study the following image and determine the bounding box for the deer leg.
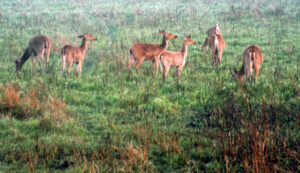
[155,57,160,76]
[67,60,73,76]
[45,46,51,71]
[178,66,183,80]
[76,62,82,76]
[75,62,80,76]
[210,48,216,67]
[249,63,253,86]
[163,64,170,81]
[61,55,66,76]
[127,54,135,70]
[161,62,166,80]
[79,62,83,75]
[218,51,222,66]
[135,58,144,74]
[38,57,45,73]
[38,49,45,73]
[32,57,36,74]
[254,65,260,87]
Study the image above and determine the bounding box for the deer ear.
[78,35,83,38]
[188,34,191,38]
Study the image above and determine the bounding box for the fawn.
[127,30,177,75]
[159,35,196,80]
[233,45,263,87]
[15,35,51,75]
[202,24,221,52]
[61,33,97,76]
[208,32,225,66]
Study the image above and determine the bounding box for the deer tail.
[214,36,219,58]
[61,46,67,64]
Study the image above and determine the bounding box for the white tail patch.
[62,55,66,63]
[214,36,219,49]
[216,24,220,34]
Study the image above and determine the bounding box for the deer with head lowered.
[233,45,263,87]
[202,24,221,52]
[15,35,51,75]
[159,35,196,80]
[127,30,177,75]
[61,33,97,76]
[208,31,225,66]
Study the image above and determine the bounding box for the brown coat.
[159,35,196,80]
[127,30,177,74]
[15,35,51,74]
[61,33,97,76]
[208,33,225,66]
[234,45,263,87]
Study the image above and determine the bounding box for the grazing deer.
[61,33,97,76]
[208,32,225,66]
[202,24,221,52]
[127,30,177,75]
[159,35,196,80]
[15,35,51,75]
[233,45,263,87]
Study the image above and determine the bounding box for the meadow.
[0,0,299,172]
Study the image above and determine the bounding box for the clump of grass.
[196,87,300,172]
[0,82,70,124]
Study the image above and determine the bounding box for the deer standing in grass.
[233,45,263,87]
[127,30,177,75]
[15,35,51,75]
[61,33,97,76]
[208,31,225,66]
[202,24,221,52]
[159,35,196,80]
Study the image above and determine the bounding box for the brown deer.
[61,33,97,76]
[15,35,51,75]
[127,30,177,75]
[159,35,196,80]
[208,32,225,66]
[233,45,263,87]
[202,24,221,52]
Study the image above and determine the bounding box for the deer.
[61,33,97,76]
[15,35,51,75]
[159,35,196,80]
[127,30,177,75]
[202,24,221,52]
[208,32,225,66]
[233,45,263,87]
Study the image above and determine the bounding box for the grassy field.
[0,0,299,172]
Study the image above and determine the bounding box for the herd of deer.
[14,24,263,87]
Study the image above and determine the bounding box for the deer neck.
[181,42,188,59]
[80,39,89,53]
[19,48,31,67]
[161,36,168,50]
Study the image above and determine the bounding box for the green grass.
[0,0,299,172]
